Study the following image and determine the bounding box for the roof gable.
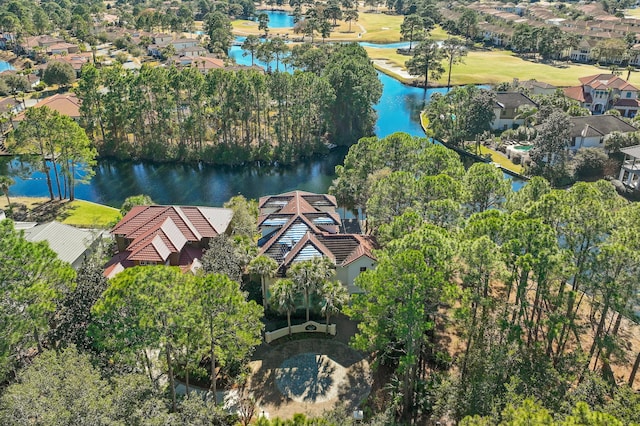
[569,115,637,138]
[495,92,538,109]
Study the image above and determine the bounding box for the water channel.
[1,11,523,207]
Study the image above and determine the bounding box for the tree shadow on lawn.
[12,199,68,222]
[336,359,372,409]
[250,338,369,408]
[276,353,337,403]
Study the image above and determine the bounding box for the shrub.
[572,147,608,179]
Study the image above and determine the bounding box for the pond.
[256,10,296,28]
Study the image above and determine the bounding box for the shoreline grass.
[60,200,121,228]
[1,197,121,228]
[477,145,524,174]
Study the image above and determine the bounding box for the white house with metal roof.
[19,221,105,269]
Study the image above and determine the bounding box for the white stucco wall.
[338,256,377,294]
[571,135,603,150]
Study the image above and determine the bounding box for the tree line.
[7,106,97,201]
[331,132,640,424]
[74,43,381,165]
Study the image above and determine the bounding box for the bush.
[572,148,608,179]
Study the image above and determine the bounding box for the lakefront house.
[258,191,377,294]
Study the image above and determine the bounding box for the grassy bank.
[2,197,121,228]
[365,48,640,87]
[477,145,524,174]
[232,11,403,43]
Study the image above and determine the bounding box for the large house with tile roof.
[104,205,233,278]
[258,191,376,294]
[563,74,640,116]
[12,93,82,125]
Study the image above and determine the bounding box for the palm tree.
[318,280,349,334]
[271,278,298,337]
[248,255,279,309]
[0,175,14,216]
[289,256,335,321]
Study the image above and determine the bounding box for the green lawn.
[233,11,404,43]
[624,8,640,18]
[366,47,640,87]
[58,200,121,228]
[477,145,524,174]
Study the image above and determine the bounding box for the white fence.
[264,321,336,343]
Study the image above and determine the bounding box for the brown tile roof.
[579,74,609,85]
[109,205,232,266]
[258,190,376,271]
[0,96,20,113]
[281,232,377,267]
[614,98,640,107]
[113,205,232,240]
[13,93,81,121]
[563,86,591,103]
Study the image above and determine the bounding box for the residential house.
[0,33,16,50]
[172,56,224,73]
[18,35,65,56]
[569,39,597,63]
[48,54,91,77]
[492,92,538,130]
[0,95,23,137]
[17,221,105,269]
[563,74,640,115]
[104,205,234,278]
[171,38,200,51]
[0,96,25,117]
[177,46,209,57]
[258,190,377,294]
[151,33,174,45]
[568,115,637,151]
[0,70,40,90]
[46,42,79,56]
[513,79,557,95]
[12,93,82,125]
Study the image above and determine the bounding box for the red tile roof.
[614,98,640,107]
[563,86,591,103]
[579,74,616,85]
[281,232,377,267]
[107,205,233,272]
[258,191,376,271]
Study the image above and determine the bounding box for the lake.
[2,34,524,206]
[256,10,296,28]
